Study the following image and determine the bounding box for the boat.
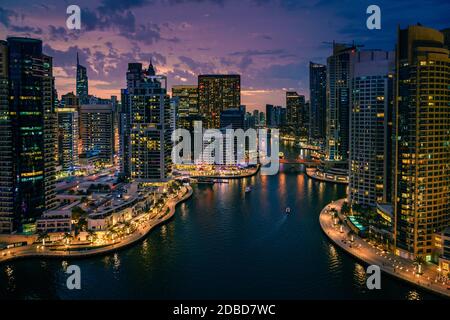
[245,186,252,193]
[285,207,291,214]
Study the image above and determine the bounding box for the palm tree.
[106,229,118,242]
[87,230,97,244]
[62,232,73,245]
[123,221,132,235]
[347,230,356,242]
[37,231,49,246]
[413,256,426,275]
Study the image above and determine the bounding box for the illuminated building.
[0,40,11,233]
[57,106,79,171]
[76,52,89,104]
[0,37,57,233]
[172,85,199,129]
[286,91,306,135]
[394,25,450,260]
[309,62,327,140]
[220,106,245,130]
[326,43,354,161]
[124,62,173,182]
[198,74,240,128]
[61,92,81,156]
[80,104,114,165]
[349,50,394,208]
[266,104,285,128]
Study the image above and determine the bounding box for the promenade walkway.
[319,199,449,298]
[0,186,193,263]
[306,168,348,184]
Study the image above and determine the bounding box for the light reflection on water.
[0,144,441,300]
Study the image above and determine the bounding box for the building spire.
[147,58,156,76]
[77,51,79,66]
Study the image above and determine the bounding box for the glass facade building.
[0,37,57,232]
[198,75,240,129]
[326,43,353,161]
[394,26,450,260]
[349,50,394,208]
[309,62,327,141]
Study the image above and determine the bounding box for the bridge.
[279,158,321,166]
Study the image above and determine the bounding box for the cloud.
[178,56,216,74]
[229,49,287,57]
[47,25,80,41]
[257,62,307,80]
[0,7,18,27]
[9,25,43,34]
[98,0,152,12]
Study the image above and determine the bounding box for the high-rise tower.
[349,50,394,208]
[76,52,89,104]
[394,25,450,260]
[198,75,240,128]
[0,37,57,232]
[309,62,327,141]
[326,43,354,161]
[123,63,173,182]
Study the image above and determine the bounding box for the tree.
[37,231,49,246]
[348,230,356,242]
[87,230,97,244]
[76,217,87,234]
[341,202,350,215]
[413,256,426,275]
[106,229,118,241]
[71,206,87,221]
[63,232,73,245]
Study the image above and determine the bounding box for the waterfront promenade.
[191,164,260,179]
[0,186,193,263]
[306,168,348,184]
[319,199,450,298]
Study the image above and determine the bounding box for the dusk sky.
[0,0,449,110]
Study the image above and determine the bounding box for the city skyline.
[0,1,449,303]
[1,0,449,110]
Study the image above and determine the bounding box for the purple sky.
[0,0,449,110]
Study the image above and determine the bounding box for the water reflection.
[353,263,366,288]
[4,265,15,292]
[0,144,438,300]
[406,290,421,300]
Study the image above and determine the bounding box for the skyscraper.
[0,37,57,233]
[0,40,11,233]
[57,106,79,171]
[349,50,394,208]
[76,52,88,104]
[80,104,114,165]
[326,43,354,161]
[220,107,245,130]
[394,25,450,260]
[125,62,173,182]
[309,62,327,141]
[172,85,199,129]
[266,104,275,127]
[119,88,131,178]
[172,85,198,117]
[198,74,240,128]
[61,92,81,156]
[286,91,306,135]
